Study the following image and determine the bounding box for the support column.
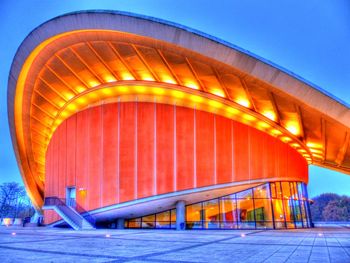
[31,210,43,225]
[117,218,125,229]
[176,200,186,230]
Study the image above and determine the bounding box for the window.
[125,181,311,230]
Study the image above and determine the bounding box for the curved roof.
[8,10,350,210]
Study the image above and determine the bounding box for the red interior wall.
[44,102,308,224]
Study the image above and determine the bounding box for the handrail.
[44,196,95,227]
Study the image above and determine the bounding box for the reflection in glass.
[220,197,238,229]
[125,181,311,230]
[203,199,220,229]
[186,203,203,229]
[142,214,155,228]
[156,211,170,228]
[128,218,141,228]
[253,184,270,199]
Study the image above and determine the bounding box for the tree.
[0,182,34,218]
[311,193,350,221]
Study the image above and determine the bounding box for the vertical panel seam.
[214,114,217,184]
[117,100,120,204]
[174,103,177,192]
[248,127,251,183]
[231,120,234,182]
[154,101,157,195]
[135,100,138,200]
[100,104,104,208]
[194,107,197,188]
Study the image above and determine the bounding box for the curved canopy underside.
[8,11,350,209]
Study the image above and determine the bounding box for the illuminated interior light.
[281,136,292,142]
[226,107,240,115]
[63,93,75,101]
[306,142,323,149]
[141,75,155,81]
[152,87,165,95]
[298,149,306,153]
[310,148,323,154]
[235,98,250,108]
[162,77,176,84]
[88,80,100,88]
[211,88,226,98]
[271,129,282,136]
[76,97,87,105]
[60,111,68,118]
[262,111,276,121]
[57,101,66,107]
[184,82,199,90]
[104,75,117,83]
[66,103,77,111]
[87,92,98,99]
[117,86,129,93]
[121,73,135,80]
[190,95,203,103]
[243,114,256,121]
[101,88,112,95]
[76,86,87,93]
[291,143,300,148]
[171,90,184,98]
[312,153,323,159]
[208,100,222,108]
[285,123,299,135]
[257,121,270,129]
[134,86,147,93]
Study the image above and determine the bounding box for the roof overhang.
[8,11,350,210]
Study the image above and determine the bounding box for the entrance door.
[66,186,76,207]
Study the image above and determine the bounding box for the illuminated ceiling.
[8,11,350,209]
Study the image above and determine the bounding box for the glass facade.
[125,181,312,230]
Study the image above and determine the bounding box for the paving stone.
[0,226,349,262]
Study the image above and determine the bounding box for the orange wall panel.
[216,115,233,184]
[58,122,67,199]
[119,102,136,203]
[102,103,118,207]
[233,122,249,182]
[75,110,89,209]
[88,106,102,210]
[137,103,155,198]
[196,110,214,187]
[176,106,194,191]
[45,102,309,223]
[66,115,76,187]
[156,104,174,194]
[249,128,264,181]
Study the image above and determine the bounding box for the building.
[8,11,350,230]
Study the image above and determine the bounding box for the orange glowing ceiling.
[8,11,350,209]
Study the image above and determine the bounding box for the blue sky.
[0,0,349,198]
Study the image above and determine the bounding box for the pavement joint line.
[0,244,128,260]
[217,241,350,249]
[111,230,265,263]
[104,256,204,263]
[261,233,308,263]
[334,235,350,258]
[0,236,83,245]
[309,231,317,263]
[324,234,333,263]
[282,233,309,263]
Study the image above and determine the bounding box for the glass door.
[66,186,76,207]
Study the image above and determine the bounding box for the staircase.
[43,197,95,230]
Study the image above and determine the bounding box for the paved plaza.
[0,226,349,263]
